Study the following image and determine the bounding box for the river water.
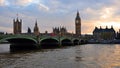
[0,44,120,68]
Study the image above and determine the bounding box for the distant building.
[13,17,22,34]
[75,11,81,36]
[0,32,4,35]
[53,27,59,35]
[33,20,40,36]
[27,27,31,34]
[53,26,67,36]
[60,27,67,36]
[116,29,120,39]
[93,26,116,40]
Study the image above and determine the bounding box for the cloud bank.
[0,0,120,34]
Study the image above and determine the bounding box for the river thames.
[0,44,120,68]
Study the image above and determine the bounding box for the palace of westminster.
[13,11,81,37]
[1,11,120,41]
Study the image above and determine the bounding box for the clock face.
[76,20,79,23]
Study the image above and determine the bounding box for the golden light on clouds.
[1,0,120,34]
[99,22,120,27]
[100,7,115,19]
[0,0,5,6]
[83,6,120,34]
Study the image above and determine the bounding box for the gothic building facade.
[13,17,22,34]
[75,11,81,36]
[93,26,116,40]
[53,27,67,36]
[34,21,40,36]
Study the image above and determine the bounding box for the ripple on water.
[1,44,120,68]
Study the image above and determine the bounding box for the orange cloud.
[0,0,5,6]
[10,0,33,6]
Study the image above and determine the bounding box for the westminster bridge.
[0,34,87,49]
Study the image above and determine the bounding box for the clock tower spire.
[75,11,81,36]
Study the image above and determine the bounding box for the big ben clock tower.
[75,11,81,36]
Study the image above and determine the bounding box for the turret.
[13,17,22,34]
[100,26,102,29]
[27,27,31,34]
[75,11,81,20]
[106,26,108,29]
[34,20,39,36]
[111,25,113,29]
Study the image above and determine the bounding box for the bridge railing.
[0,34,39,43]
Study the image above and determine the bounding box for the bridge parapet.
[0,34,38,43]
[40,35,59,42]
[0,34,87,49]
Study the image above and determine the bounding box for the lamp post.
[59,32,61,46]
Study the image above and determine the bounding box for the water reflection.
[76,44,120,68]
[101,45,120,68]
[0,44,120,68]
[0,44,9,53]
[10,44,38,53]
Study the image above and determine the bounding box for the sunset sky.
[0,0,120,34]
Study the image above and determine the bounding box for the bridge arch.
[40,37,59,48]
[73,39,79,45]
[0,36,38,49]
[79,39,88,44]
[61,38,73,46]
